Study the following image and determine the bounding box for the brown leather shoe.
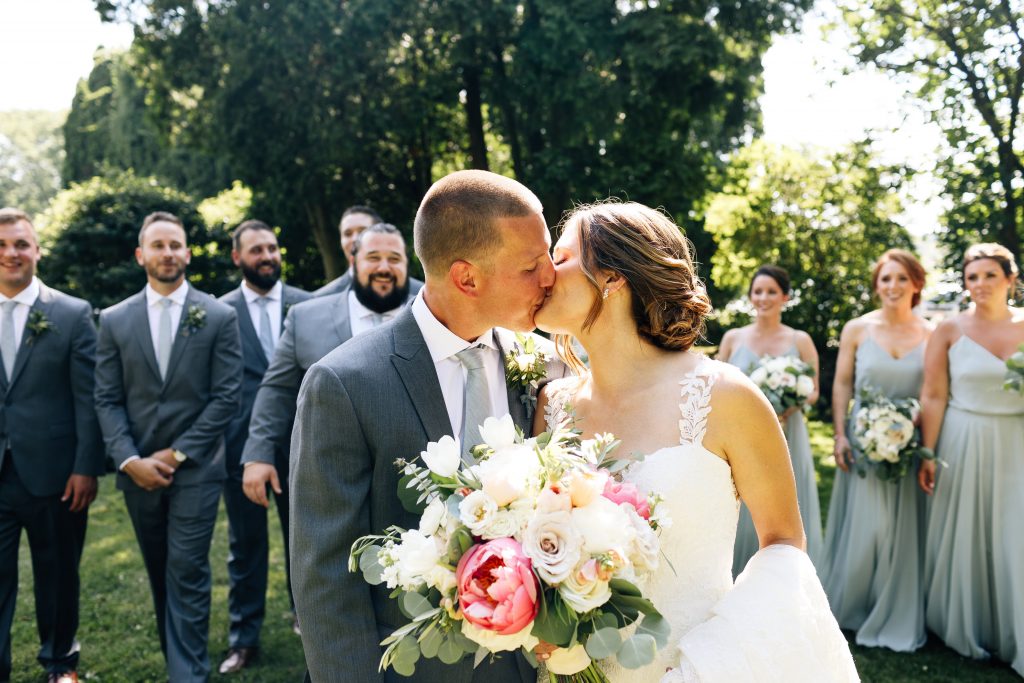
[48,672,79,683]
[218,647,258,674]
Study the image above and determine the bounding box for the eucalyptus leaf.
[592,613,619,631]
[617,634,657,669]
[391,656,416,677]
[419,624,443,659]
[584,627,623,659]
[398,473,427,514]
[437,635,466,665]
[531,590,578,647]
[636,613,671,648]
[401,591,434,618]
[358,547,385,585]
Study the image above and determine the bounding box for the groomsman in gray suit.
[216,220,310,674]
[241,222,416,524]
[94,211,242,683]
[0,208,104,683]
[290,171,566,682]
[314,205,424,297]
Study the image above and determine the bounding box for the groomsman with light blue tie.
[0,207,104,683]
[94,211,242,683]
[215,220,310,674]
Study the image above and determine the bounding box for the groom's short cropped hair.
[414,170,543,277]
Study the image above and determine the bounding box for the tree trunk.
[463,66,489,171]
[307,202,344,281]
[998,150,1022,262]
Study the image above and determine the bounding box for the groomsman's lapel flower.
[26,310,55,344]
[504,333,548,418]
[180,305,207,336]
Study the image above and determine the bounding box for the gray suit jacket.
[289,307,566,683]
[241,289,413,471]
[219,283,311,470]
[314,271,424,298]
[94,285,243,490]
[0,283,104,497]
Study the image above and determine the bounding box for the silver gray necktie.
[455,345,493,461]
[157,298,173,380]
[0,301,16,381]
[371,313,385,327]
[257,297,275,359]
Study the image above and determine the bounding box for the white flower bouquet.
[747,354,815,415]
[1003,343,1024,395]
[852,388,934,482]
[349,415,671,681]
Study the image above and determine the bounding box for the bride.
[531,202,858,682]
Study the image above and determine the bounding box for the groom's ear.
[449,259,481,297]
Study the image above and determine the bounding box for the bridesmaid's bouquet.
[1003,343,1024,395]
[852,389,934,482]
[349,415,671,682]
[747,355,815,415]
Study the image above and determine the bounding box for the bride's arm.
[705,369,805,551]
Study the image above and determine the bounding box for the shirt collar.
[411,290,497,363]
[242,279,282,304]
[145,280,188,308]
[0,276,41,306]
[347,289,401,321]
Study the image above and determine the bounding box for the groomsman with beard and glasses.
[216,220,311,675]
[314,205,424,297]
[0,208,104,683]
[94,211,242,683]
[242,222,416,517]
[289,171,566,683]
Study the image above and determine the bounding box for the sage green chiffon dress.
[727,344,822,577]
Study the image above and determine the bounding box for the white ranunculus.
[479,507,522,540]
[559,562,612,612]
[571,496,634,554]
[473,444,539,507]
[420,435,461,478]
[567,468,609,508]
[394,529,440,590]
[515,353,537,372]
[478,414,518,451]
[459,490,499,536]
[461,619,539,652]
[536,485,572,513]
[796,375,814,397]
[419,497,448,536]
[749,367,768,386]
[546,643,592,675]
[522,511,582,584]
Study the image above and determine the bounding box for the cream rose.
[521,511,582,584]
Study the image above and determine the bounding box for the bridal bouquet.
[1003,344,1024,395]
[851,389,934,482]
[747,355,815,415]
[349,415,671,681]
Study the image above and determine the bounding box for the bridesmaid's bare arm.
[918,318,956,495]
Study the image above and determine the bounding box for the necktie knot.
[0,301,15,314]
[159,297,172,310]
[256,296,270,308]
[455,345,487,371]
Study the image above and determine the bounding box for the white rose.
[522,511,583,584]
[461,619,539,652]
[779,372,796,388]
[421,435,461,478]
[515,353,537,372]
[459,490,499,536]
[766,373,782,390]
[394,529,440,590]
[624,506,660,575]
[427,565,457,595]
[479,507,522,540]
[796,375,814,397]
[749,367,768,386]
[419,497,448,537]
[536,485,572,513]
[478,414,518,451]
[546,643,592,675]
[559,562,612,612]
[473,444,539,507]
[571,496,634,554]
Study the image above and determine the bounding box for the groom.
[290,170,564,682]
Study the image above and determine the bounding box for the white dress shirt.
[0,276,41,351]
[144,280,188,353]
[348,289,400,338]
[410,290,509,437]
[241,280,283,346]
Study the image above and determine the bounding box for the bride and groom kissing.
[289,170,859,682]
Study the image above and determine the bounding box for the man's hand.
[150,447,181,471]
[124,457,175,491]
[61,474,98,513]
[243,462,281,508]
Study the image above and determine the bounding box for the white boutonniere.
[180,305,207,336]
[26,310,56,344]
[504,332,548,418]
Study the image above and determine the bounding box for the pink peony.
[602,479,651,519]
[456,538,539,636]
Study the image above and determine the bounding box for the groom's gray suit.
[290,306,565,683]
[94,284,242,682]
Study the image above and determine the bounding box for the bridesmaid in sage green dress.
[919,243,1024,676]
[819,249,931,651]
[718,265,822,577]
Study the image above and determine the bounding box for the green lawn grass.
[8,428,1021,681]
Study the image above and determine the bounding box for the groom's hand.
[62,474,98,512]
[243,462,281,508]
[123,457,175,491]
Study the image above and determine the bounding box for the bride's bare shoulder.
[704,360,774,417]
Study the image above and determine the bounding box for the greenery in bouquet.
[747,354,815,415]
[852,388,935,483]
[1003,344,1024,395]
[349,415,672,681]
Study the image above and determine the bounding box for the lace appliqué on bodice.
[678,362,715,446]
[543,376,583,432]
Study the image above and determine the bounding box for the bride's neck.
[576,323,673,394]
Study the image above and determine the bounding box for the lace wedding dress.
[543,356,859,683]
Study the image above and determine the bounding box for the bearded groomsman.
[0,208,104,683]
[215,220,310,674]
[94,211,241,683]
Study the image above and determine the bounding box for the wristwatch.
[172,449,188,464]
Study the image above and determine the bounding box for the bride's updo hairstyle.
[557,201,712,367]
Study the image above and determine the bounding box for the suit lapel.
[6,286,54,390]
[281,286,305,334]
[231,287,265,364]
[130,291,162,382]
[331,294,353,345]
[390,308,452,443]
[163,286,199,386]
[494,329,529,433]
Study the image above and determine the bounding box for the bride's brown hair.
[555,201,713,372]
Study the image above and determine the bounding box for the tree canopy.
[0,110,64,218]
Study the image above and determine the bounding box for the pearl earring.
[602,289,610,300]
